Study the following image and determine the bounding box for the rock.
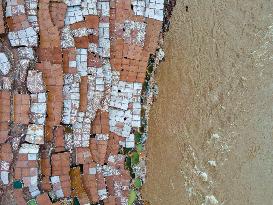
[157,48,165,61]
[199,171,208,182]
[208,160,217,167]
[211,133,220,140]
[204,195,219,205]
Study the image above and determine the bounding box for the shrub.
[134,132,142,144]
[134,178,142,189]
[131,152,140,165]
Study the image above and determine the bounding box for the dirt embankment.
[142,1,273,205]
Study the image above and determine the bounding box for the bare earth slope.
[143,1,273,204]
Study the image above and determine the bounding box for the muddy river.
[142,1,273,204]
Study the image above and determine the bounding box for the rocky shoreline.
[134,1,177,204]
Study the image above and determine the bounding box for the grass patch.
[131,152,140,165]
[134,132,142,144]
[128,189,137,205]
[134,178,142,189]
[136,144,143,153]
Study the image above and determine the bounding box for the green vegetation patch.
[136,144,143,153]
[147,64,154,74]
[125,156,132,169]
[27,199,37,205]
[134,132,142,144]
[123,147,133,154]
[131,152,140,165]
[128,189,137,205]
[134,178,142,189]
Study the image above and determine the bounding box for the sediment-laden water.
[143,1,273,204]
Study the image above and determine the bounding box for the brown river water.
[142,1,273,204]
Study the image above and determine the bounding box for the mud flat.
[142,1,273,204]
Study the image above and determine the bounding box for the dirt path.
[142,1,273,204]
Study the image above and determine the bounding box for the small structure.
[91,110,110,134]
[109,81,142,138]
[98,22,110,58]
[89,134,108,165]
[64,5,84,25]
[0,143,13,185]
[25,0,39,32]
[51,152,71,198]
[105,154,131,204]
[36,193,53,205]
[49,1,67,30]
[81,0,98,16]
[13,189,27,205]
[104,196,116,205]
[36,61,63,141]
[75,147,92,165]
[76,48,88,76]
[30,93,47,125]
[25,124,44,144]
[8,27,38,47]
[0,53,11,75]
[13,94,30,125]
[132,0,164,21]
[0,0,4,34]
[6,0,38,47]
[62,74,80,124]
[79,76,88,112]
[0,77,12,90]
[27,70,46,93]
[72,112,92,147]
[63,48,77,73]
[0,91,11,143]
[120,133,135,148]
[53,126,65,152]
[96,167,107,200]
[18,47,35,60]
[40,151,51,192]
[105,132,121,159]
[14,144,40,197]
[82,162,99,203]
